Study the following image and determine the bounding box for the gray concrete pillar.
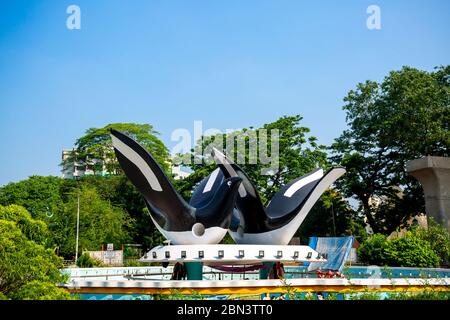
[406,156,450,230]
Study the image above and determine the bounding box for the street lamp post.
[75,175,80,263]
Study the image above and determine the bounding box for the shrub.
[413,219,450,266]
[123,259,148,267]
[389,291,450,300]
[123,246,141,258]
[10,281,76,300]
[76,253,103,268]
[358,232,441,267]
[384,232,440,268]
[357,234,390,265]
[348,292,383,300]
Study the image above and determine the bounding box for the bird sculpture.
[211,147,346,245]
[110,129,242,245]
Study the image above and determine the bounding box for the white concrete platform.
[141,244,325,264]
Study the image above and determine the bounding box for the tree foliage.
[55,122,174,251]
[58,185,133,258]
[79,175,164,250]
[76,253,104,268]
[0,177,135,258]
[10,281,75,300]
[0,204,48,245]
[0,176,65,223]
[331,66,450,234]
[357,234,389,266]
[0,174,164,255]
[177,115,329,204]
[413,218,450,266]
[384,233,440,268]
[62,123,171,175]
[357,230,441,268]
[0,205,73,300]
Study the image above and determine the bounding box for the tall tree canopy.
[62,123,171,175]
[0,205,73,300]
[0,176,65,223]
[58,185,133,258]
[330,66,450,234]
[177,115,329,203]
[0,176,134,258]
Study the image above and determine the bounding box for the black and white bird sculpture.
[211,148,346,245]
[110,129,242,245]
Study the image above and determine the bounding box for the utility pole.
[75,175,80,263]
[75,189,80,262]
[331,202,337,237]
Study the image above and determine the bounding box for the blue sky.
[0,0,449,186]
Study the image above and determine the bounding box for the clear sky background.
[0,0,449,186]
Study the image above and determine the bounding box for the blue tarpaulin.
[306,236,354,272]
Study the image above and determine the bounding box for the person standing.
[275,262,285,279]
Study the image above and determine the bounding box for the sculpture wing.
[189,168,225,208]
[212,147,268,233]
[266,169,323,221]
[110,129,193,230]
[266,167,346,224]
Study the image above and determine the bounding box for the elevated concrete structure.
[406,156,450,229]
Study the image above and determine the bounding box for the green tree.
[57,185,133,258]
[78,175,164,250]
[11,281,74,300]
[102,176,162,250]
[0,174,160,254]
[0,205,73,300]
[177,115,330,204]
[62,123,171,175]
[0,176,64,223]
[331,66,450,234]
[0,204,48,245]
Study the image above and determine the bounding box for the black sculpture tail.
[110,129,242,236]
[110,129,195,230]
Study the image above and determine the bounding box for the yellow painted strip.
[66,285,450,295]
